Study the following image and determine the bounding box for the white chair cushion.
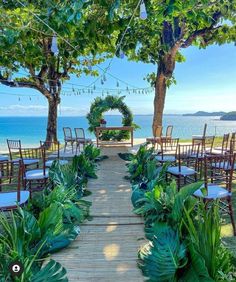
[212,161,236,170]
[76,138,92,143]
[194,184,231,199]
[45,159,68,167]
[155,155,176,162]
[0,155,8,161]
[192,135,204,139]
[0,191,30,208]
[25,169,49,180]
[167,166,197,176]
[23,159,39,165]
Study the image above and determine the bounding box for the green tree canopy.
[111,0,236,133]
[0,0,116,141]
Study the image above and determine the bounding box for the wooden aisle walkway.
[52,147,145,282]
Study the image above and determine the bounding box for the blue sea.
[0,115,235,151]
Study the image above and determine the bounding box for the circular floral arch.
[87,95,134,141]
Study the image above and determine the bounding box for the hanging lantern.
[7,72,12,82]
[116,81,119,87]
[51,35,59,55]
[88,61,92,71]
[119,49,125,59]
[101,79,104,85]
[93,85,96,90]
[140,0,147,20]
[103,74,106,81]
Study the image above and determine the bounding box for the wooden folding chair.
[194,153,236,235]
[0,160,29,211]
[167,143,200,189]
[40,141,68,167]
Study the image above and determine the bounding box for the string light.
[140,0,148,20]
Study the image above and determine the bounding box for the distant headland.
[183,111,226,117]
[183,111,236,121]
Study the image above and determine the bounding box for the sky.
[0,43,235,116]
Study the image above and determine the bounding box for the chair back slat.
[40,141,60,160]
[221,133,230,153]
[204,136,215,154]
[177,144,200,171]
[63,127,73,140]
[203,153,235,193]
[0,160,22,202]
[75,128,85,140]
[160,137,179,155]
[202,123,207,138]
[7,139,22,160]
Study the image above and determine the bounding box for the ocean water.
[0,115,235,150]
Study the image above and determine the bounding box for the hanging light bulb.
[140,0,147,20]
[116,81,119,87]
[101,79,104,85]
[119,49,125,59]
[51,34,59,55]
[8,72,12,82]
[93,85,96,90]
[88,61,92,71]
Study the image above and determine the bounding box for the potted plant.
[100,119,107,127]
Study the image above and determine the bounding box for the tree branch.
[180,11,222,48]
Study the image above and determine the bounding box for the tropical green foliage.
[127,144,236,281]
[0,144,101,280]
[127,144,156,183]
[87,95,138,141]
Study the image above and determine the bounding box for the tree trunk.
[152,50,178,136]
[152,69,167,135]
[46,98,59,142]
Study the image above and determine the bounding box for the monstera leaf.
[31,260,68,282]
[138,224,187,281]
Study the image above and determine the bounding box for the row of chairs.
[0,140,68,211]
[154,133,236,235]
[63,127,92,153]
[146,125,173,148]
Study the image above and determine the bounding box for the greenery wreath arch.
[87,95,136,141]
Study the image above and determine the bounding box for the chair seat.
[189,153,204,159]
[146,137,161,143]
[0,191,30,208]
[76,138,92,144]
[167,166,197,176]
[23,158,39,165]
[0,155,8,161]
[206,148,227,155]
[155,155,176,162]
[45,159,68,167]
[212,161,236,170]
[12,158,39,165]
[25,169,49,180]
[192,135,204,139]
[65,138,76,142]
[194,184,231,200]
